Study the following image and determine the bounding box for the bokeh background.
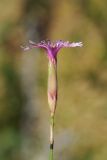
[0,0,107,160]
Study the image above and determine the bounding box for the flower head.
[21,40,83,62]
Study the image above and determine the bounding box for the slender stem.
[48,58,57,160]
[49,115,54,160]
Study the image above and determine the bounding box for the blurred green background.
[0,0,107,160]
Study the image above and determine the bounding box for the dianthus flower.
[22,40,82,62]
[21,40,83,160]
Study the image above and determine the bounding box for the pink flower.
[21,40,83,62]
[21,39,83,158]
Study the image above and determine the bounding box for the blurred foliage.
[0,0,107,160]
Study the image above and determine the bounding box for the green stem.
[49,115,54,160]
[48,58,57,160]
